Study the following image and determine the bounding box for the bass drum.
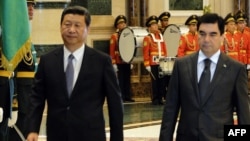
[118,27,148,63]
[129,26,149,58]
[163,24,181,57]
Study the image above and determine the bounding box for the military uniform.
[158,12,172,101]
[109,15,134,102]
[0,24,13,141]
[8,0,37,140]
[143,15,168,105]
[158,12,171,33]
[177,15,199,57]
[221,13,240,61]
[235,11,250,65]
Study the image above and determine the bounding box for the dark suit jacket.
[160,52,250,141]
[27,46,124,141]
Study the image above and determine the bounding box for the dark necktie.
[199,58,211,101]
[66,54,74,96]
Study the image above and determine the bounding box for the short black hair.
[60,5,91,27]
[197,13,225,35]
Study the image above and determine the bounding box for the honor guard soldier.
[8,0,38,140]
[235,10,250,32]
[158,12,171,33]
[177,14,199,57]
[109,15,135,102]
[158,11,171,100]
[235,11,250,68]
[143,15,168,105]
[0,24,14,141]
[221,13,240,61]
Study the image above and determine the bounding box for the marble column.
[246,0,250,26]
[128,0,140,26]
[127,0,148,27]
[140,0,148,27]
[234,0,246,12]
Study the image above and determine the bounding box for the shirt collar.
[198,49,220,64]
[64,44,85,61]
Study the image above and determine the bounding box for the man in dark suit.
[26,5,124,141]
[159,13,250,141]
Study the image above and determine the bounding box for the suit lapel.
[53,47,69,98]
[201,53,229,106]
[71,46,94,98]
[188,53,201,104]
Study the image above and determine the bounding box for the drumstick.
[150,71,156,80]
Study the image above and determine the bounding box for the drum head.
[163,24,181,57]
[118,27,136,63]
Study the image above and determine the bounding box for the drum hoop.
[163,24,180,33]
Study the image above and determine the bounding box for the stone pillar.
[140,0,148,27]
[234,0,246,12]
[128,0,140,26]
[246,0,250,26]
[127,0,148,27]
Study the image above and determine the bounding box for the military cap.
[158,12,171,21]
[27,0,35,3]
[27,0,36,6]
[114,15,127,28]
[224,13,235,24]
[235,10,247,22]
[185,14,199,25]
[146,15,158,27]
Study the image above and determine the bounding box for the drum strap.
[150,33,164,58]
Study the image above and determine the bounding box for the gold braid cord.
[184,34,196,50]
[22,50,33,66]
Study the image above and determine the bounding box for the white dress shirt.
[197,50,220,82]
[64,45,85,88]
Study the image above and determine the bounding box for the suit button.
[67,106,70,110]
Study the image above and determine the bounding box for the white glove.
[247,64,250,70]
[8,111,18,127]
[0,107,3,123]
[130,64,134,69]
[113,64,118,72]
[146,66,151,72]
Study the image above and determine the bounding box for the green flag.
[0,0,32,71]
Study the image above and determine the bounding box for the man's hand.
[27,132,39,141]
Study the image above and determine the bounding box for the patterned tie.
[199,58,211,101]
[66,54,74,97]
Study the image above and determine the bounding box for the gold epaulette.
[16,71,35,78]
